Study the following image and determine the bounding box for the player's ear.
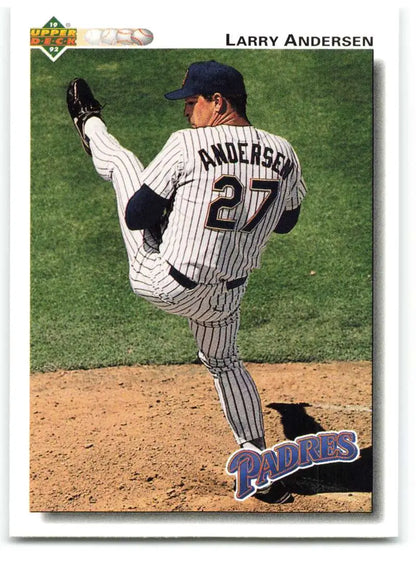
[213,92,227,114]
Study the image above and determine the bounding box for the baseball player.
[67,60,307,504]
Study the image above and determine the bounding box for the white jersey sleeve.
[284,149,307,211]
[139,132,184,200]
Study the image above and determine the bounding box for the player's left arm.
[124,132,182,230]
[274,166,307,234]
[125,185,171,230]
[274,205,301,234]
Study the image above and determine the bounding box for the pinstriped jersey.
[140,125,307,284]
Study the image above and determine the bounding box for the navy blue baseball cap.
[164,60,246,100]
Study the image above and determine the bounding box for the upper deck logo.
[30,17,77,60]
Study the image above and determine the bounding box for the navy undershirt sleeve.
[274,205,301,234]
[125,184,171,230]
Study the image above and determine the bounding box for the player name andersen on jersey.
[225,33,374,47]
[198,138,295,176]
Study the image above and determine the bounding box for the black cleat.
[254,480,294,504]
[67,78,103,156]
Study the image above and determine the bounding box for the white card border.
[6,0,404,539]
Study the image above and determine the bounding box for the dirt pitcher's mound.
[30,361,372,513]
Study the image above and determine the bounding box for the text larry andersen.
[225,34,374,47]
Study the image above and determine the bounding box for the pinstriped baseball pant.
[85,118,265,445]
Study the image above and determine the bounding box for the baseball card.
[5,0,407,544]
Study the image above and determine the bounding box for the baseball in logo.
[83,28,154,46]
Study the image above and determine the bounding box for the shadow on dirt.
[266,402,372,495]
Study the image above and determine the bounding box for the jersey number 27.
[205,174,281,233]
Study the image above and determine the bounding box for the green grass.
[30,48,373,371]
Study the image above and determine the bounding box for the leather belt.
[168,265,246,291]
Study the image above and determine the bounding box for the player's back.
[159,125,304,284]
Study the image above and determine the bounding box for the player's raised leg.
[66,78,146,265]
[85,117,147,262]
